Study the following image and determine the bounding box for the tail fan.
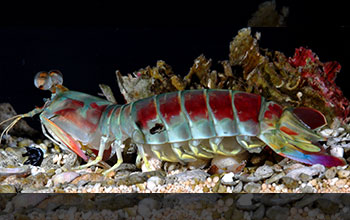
[260,132,346,167]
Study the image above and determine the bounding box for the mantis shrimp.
[0,70,346,176]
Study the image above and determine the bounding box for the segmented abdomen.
[116,89,274,145]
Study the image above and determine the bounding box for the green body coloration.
[1,71,346,176]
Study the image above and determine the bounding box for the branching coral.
[115,28,349,126]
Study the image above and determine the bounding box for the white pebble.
[221,172,235,185]
[213,176,220,183]
[320,129,333,138]
[330,146,344,158]
[146,176,164,191]
[330,178,339,186]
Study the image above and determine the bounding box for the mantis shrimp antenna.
[0,115,24,142]
[0,107,43,143]
[0,70,62,143]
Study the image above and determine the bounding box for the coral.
[288,47,350,125]
[115,27,349,126]
[116,61,184,103]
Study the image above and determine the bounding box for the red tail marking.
[280,126,299,136]
[264,103,283,120]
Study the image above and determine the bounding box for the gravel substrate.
[1,108,350,219]
[1,124,350,194]
[1,194,350,220]
[1,105,350,193]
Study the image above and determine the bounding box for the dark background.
[0,1,349,130]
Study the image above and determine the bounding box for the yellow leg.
[73,136,108,170]
[209,137,243,156]
[102,144,123,176]
[171,143,197,163]
[136,144,153,171]
[235,136,265,153]
[188,140,213,159]
[152,148,179,162]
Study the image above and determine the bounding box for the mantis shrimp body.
[0,71,346,175]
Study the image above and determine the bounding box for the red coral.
[288,47,350,123]
[323,61,341,83]
[288,47,316,67]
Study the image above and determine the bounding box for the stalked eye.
[293,107,327,130]
[34,71,53,90]
[48,70,63,86]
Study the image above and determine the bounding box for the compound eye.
[34,71,53,90]
[48,70,63,86]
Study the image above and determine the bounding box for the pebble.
[320,128,334,138]
[52,171,80,186]
[282,176,299,189]
[0,166,31,177]
[316,198,339,215]
[81,211,92,220]
[244,182,261,193]
[330,146,344,158]
[337,169,350,178]
[285,164,325,181]
[225,198,234,207]
[137,198,160,218]
[167,169,209,183]
[232,181,243,193]
[236,194,257,210]
[146,176,165,191]
[335,179,347,187]
[283,163,306,174]
[70,173,105,185]
[221,172,235,185]
[300,185,315,193]
[299,173,312,182]
[11,194,49,211]
[325,167,337,179]
[265,172,285,184]
[272,164,283,172]
[252,205,265,220]
[308,208,320,218]
[211,153,248,173]
[266,206,289,220]
[294,194,320,208]
[254,165,274,179]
